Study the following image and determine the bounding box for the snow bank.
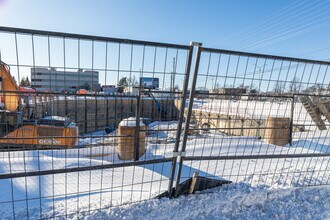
[119,117,145,127]
[87,183,330,220]
[0,120,328,219]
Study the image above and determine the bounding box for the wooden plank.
[188,171,199,194]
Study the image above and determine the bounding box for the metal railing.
[0,27,329,219]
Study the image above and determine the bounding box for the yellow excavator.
[0,61,79,150]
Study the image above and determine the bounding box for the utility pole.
[171,57,176,96]
[252,63,267,94]
[171,57,176,92]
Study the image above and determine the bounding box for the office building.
[31,68,100,92]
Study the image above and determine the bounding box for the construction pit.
[187,96,330,146]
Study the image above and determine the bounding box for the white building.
[101,85,118,94]
[31,68,100,92]
[124,86,139,95]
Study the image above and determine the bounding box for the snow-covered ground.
[0,99,329,219]
[89,183,330,220]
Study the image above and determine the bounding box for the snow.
[191,99,330,130]
[119,117,146,127]
[42,116,68,121]
[90,183,330,220]
[0,98,329,218]
[0,125,329,219]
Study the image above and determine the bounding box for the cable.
[236,2,330,50]
[300,47,330,57]
[225,0,323,48]
[220,0,308,45]
[242,18,330,50]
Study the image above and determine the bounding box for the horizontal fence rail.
[0,26,190,49]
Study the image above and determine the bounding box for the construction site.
[0,26,329,219]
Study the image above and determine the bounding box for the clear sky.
[0,0,329,90]
[1,0,330,59]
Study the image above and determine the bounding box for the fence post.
[173,43,202,197]
[74,95,77,125]
[167,43,196,198]
[95,94,98,131]
[56,94,59,116]
[84,95,88,133]
[106,97,109,127]
[289,94,295,146]
[134,91,142,161]
[65,93,68,116]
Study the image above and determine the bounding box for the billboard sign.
[140,77,159,89]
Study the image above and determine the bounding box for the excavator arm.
[0,61,79,149]
[0,61,20,112]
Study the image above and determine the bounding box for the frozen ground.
[89,183,330,220]
[0,125,329,219]
[0,98,329,219]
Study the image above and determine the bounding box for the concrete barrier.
[37,97,181,134]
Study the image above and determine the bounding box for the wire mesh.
[177,46,330,190]
[0,27,329,219]
[0,27,191,218]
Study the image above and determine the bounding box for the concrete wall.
[190,110,293,146]
[189,110,265,137]
[25,96,182,134]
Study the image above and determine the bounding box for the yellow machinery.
[0,61,79,149]
[0,61,20,112]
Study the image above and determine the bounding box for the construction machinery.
[146,90,168,120]
[139,77,168,120]
[0,61,79,150]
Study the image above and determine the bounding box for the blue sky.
[0,0,329,90]
[1,0,330,58]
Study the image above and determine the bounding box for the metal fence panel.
[0,27,192,218]
[0,27,329,218]
[175,45,330,189]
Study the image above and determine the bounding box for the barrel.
[118,117,146,160]
[264,117,290,146]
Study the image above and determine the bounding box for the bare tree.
[305,83,324,94]
[127,75,139,87]
[273,81,286,94]
[288,77,301,94]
